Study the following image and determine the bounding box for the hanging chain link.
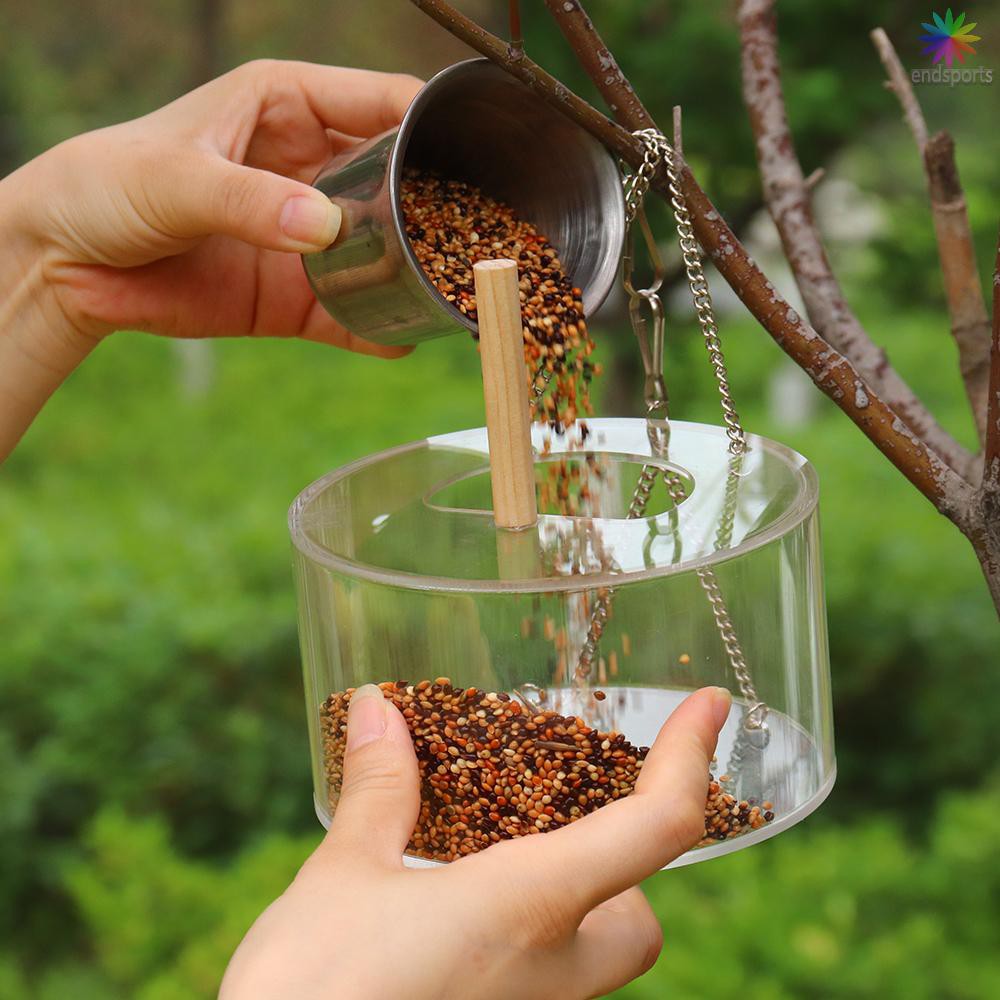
[575,129,767,731]
[697,460,767,729]
[628,129,747,456]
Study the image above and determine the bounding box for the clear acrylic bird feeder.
[291,76,834,868]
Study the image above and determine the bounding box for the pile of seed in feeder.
[401,169,600,435]
[320,679,773,862]
[703,776,774,844]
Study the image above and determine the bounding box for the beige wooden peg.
[473,259,538,531]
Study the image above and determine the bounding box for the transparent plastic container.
[289,418,835,867]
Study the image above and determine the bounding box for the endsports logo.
[911,8,993,85]
[921,9,979,65]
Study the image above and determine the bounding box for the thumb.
[327,684,421,866]
[170,155,342,252]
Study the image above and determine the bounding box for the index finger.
[481,686,731,921]
[266,62,423,139]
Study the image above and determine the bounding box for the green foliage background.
[1,1,998,997]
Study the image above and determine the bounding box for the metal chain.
[574,129,767,730]
[666,459,766,730]
[628,129,747,457]
[574,462,660,681]
[702,455,766,727]
[653,458,762,727]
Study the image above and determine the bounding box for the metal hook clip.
[622,206,665,299]
[628,292,668,418]
[622,203,669,422]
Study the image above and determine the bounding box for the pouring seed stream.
[401,169,598,437]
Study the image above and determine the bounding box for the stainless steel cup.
[302,58,625,348]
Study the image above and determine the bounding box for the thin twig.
[803,167,825,191]
[508,0,523,56]
[672,105,683,158]
[409,0,974,520]
[871,28,992,447]
[738,0,972,480]
[870,27,928,150]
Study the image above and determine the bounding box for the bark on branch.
[871,28,992,446]
[985,232,1000,486]
[679,175,972,521]
[970,232,1000,608]
[924,132,993,443]
[542,0,653,127]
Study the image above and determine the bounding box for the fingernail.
[279,196,342,248]
[708,687,732,732]
[346,684,388,751]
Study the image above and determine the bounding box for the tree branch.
[985,230,1000,480]
[924,132,992,444]
[680,175,973,521]
[870,27,928,149]
[410,0,637,155]
[542,0,973,485]
[968,230,1000,609]
[408,0,975,522]
[541,0,653,127]
[738,0,973,480]
[871,29,992,446]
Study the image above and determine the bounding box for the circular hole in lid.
[424,453,694,519]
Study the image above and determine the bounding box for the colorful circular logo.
[921,9,981,67]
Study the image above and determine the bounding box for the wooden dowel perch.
[473,259,537,530]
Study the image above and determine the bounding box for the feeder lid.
[289,418,817,593]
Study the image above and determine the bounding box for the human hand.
[0,60,420,458]
[220,684,730,1000]
[8,60,420,353]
